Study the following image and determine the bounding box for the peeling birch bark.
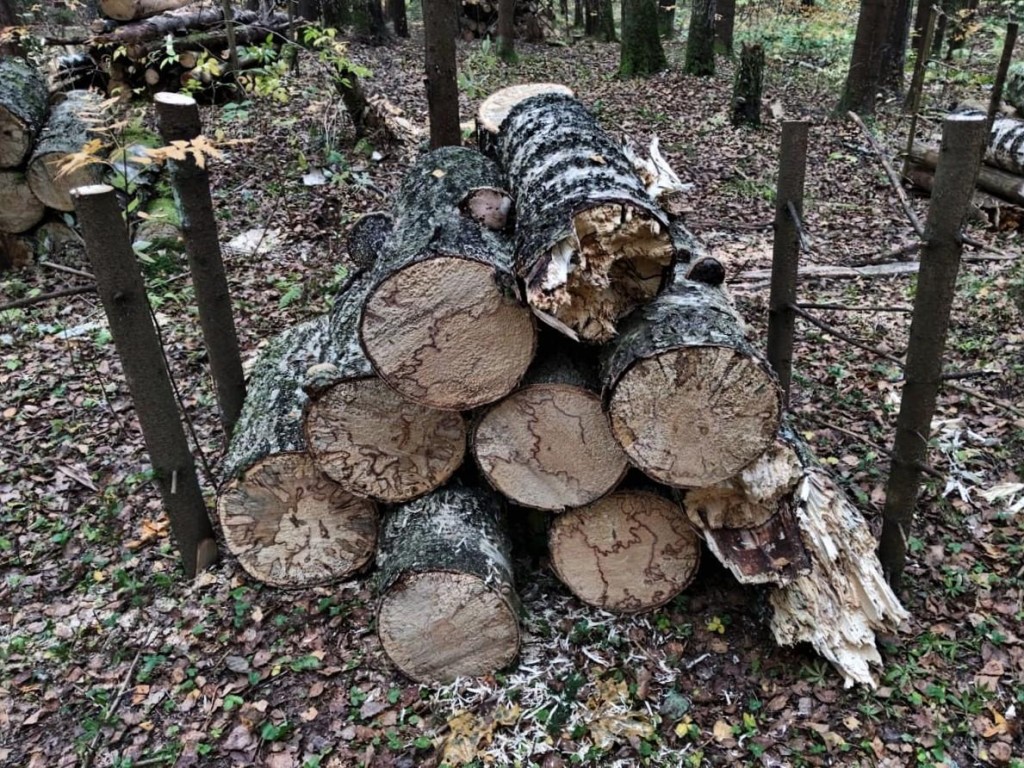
[376,481,520,682]
[498,93,675,342]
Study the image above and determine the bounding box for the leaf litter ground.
[2,6,1023,768]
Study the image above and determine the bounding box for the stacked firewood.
[908,102,1024,231]
[53,2,289,99]
[459,0,550,42]
[0,60,98,269]
[217,84,907,688]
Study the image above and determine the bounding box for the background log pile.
[53,2,289,99]
[216,84,907,688]
[0,59,96,270]
[459,0,550,42]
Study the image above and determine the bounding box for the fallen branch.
[0,284,96,311]
[789,303,905,367]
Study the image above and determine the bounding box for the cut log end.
[460,186,513,231]
[475,82,574,156]
[549,490,700,613]
[27,155,99,213]
[529,203,673,342]
[0,115,34,169]
[473,383,628,510]
[361,257,536,410]
[218,453,378,587]
[377,570,520,682]
[304,377,466,502]
[609,346,780,488]
[0,171,46,233]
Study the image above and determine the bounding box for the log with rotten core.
[214,87,906,688]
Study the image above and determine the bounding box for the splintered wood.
[219,453,377,587]
[548,490,701,613]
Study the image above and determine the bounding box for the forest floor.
[2,2,1024,767]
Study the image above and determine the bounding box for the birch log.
[475,82,574,158]
[548,484,700,613]
[498,92,675,342]
[27,92,103,212]
[100,0,192,20]
[600,278,781,488]
[304,270,467,503]
[376,481,520,682]
[358,146,536,410]
[218,318,378,587]
[0,59,49,169]
[472,337,628,510]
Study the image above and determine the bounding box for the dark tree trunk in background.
[620,0,666,76]
[497,0,515,58]
[881,0,912,91]
[388,0,407,36]
[715,0,734,54]
[685,0,716,75]
[732,42,764,127]
[423,0,460,147]
[574,0,583,27]
[584,0,597,34]
[352,0,389,43]
[297,0,320,21]
[0,0,23,57]
[657,0,674,38]
[838,0,896,114]
[587,0,616,40]
[323,0,351,25]
[911,0,931,53]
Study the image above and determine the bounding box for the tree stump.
[0,58,49,170]
[498,93,675,342]
[28,91,103,212]
[548,486,700,612]
[358,146,536,410]
[472,338,628,510]
[732,42,764,128]
[304,270,467,503]
[600,278,781,488]
[376,481,520,682]
[218,318,378,587]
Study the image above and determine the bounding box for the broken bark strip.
[27,91,103,212]
[0,58,49,170]
[472,336,628,511]
[359,146,536,410]
[376,480,519,682]
[219,317,378,587]
[498,92,675,342]
[304,270,467,503]
[100,0,192,21]
[600,279,781,489]
[475,82,574,159]
[0,171,46,234]
[548,484,700,613]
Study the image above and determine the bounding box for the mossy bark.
[0,58,49,169]
[619,0,667,76]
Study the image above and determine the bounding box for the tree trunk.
[472,335,628,510]
[715,0,734,54]
[154,92,246,440]
[475,82,575,159]
[0,171,45,233]
[548,485,701,613]
[25,92,102,213]
[620,0,666,76]
[600,278,782,488]
[497,0,515,59]
[352,0,390,44]
[911,0,930,53]
[574,0,583,27]
[684,0,715,75]
[323,0,351,25]
[0,58,49,169]
[74,184,216,578]
[423,0,461,148]
[657,0,674,38]
[100,0,191,20]
[497,92,675,342]
[881,0,912,91]
[0,0,22,57]
[376,480,520,683]
[596,0,616,41]
[359,147,536,410]
[218,316,379,587]
[838,0,895,115]
[304,269,467,502]
[297,0,321,21]
[388,0,408,36]
[731,42,764,127]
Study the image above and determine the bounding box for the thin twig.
[947,382,1024,417]
[38,260,93,280]
[940,369,999,381]
[0,284,95,312]
[850,241,921,266]
[789,303,905,367]
[796,302,912,314]
[848,110,927,237]
[81,646,145,768]
[786,200,811,253]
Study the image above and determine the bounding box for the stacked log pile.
[0,59,97,270]
[908,105,1024,230]
[52,3,289,99]
[218,85,907,688]
[459,0,550,42]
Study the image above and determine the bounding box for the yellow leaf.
[712,719,733,742]
[674,718,692,738]
[92,570,105,582]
